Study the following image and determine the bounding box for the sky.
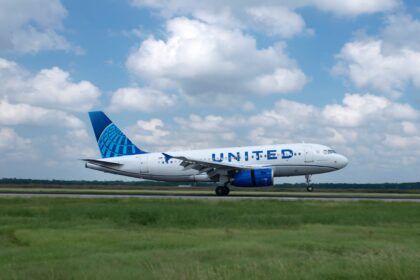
[0,0,420,183]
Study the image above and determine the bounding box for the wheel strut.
[305,174,314,192]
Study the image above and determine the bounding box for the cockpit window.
[323,149,336,154]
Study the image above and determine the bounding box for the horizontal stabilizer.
[81,159,123,167]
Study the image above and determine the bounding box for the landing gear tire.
[305,174,314,192]
[215,186,230,196]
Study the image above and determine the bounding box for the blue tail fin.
[88,111,147,158]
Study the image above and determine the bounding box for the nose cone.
[336,154,349,169]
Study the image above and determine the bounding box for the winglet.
[162,153,173,163]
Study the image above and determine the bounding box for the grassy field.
[3,182,420,194]
[3,187,420,199]
[1,198,420,279]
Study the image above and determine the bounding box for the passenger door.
[304,145,314,163]
[140,155,149,173]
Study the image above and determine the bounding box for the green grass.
[1,198,420,279]
[3,187,420,198]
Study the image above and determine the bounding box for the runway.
[1,191,420,202]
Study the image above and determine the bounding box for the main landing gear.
[305,174,314,192]
[215,185,230,196]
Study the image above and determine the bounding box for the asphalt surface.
[1,191,420,202]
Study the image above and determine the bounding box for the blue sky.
[0,0,420,183]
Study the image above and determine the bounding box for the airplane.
[84,111,349,196]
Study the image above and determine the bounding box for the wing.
[163,153,257,182]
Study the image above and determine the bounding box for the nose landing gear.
[305,174,313,192]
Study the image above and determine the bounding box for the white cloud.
[129,114,241,151]
[249,99,317,129]
[191,8,243,29]
[323,94,389,127]
[248,95,419,164]
[308,0,399,16]
[242,101,255,111]
[323,94,419,127]
[128,94,420,174]
[386,103,419,120]
[131,0,399,21]
[0,127,34,160]
[61,141,97,159]
[382,14,420,52]
[324,128,358,144]
[174,114,227,132]
[0,127,29,150]
[384,134,420,149]
[0,58,101,112]
[127,17,307,99]
[401,121,418,135]
[0,0,78,53]
[109,87,177,112]
[0,100,84,128]
[0,57,101,167]
[25,67,100,111]
[42,128,98,160]
[333,14,420,98]
[250,68,308,95]
[137,119,165,131]
[245,6,308,37]
[333,40,420,97]
[132,118,170,146]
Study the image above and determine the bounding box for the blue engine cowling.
[232,168,273,187]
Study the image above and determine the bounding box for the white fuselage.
[86,143,348,183]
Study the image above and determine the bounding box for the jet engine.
[232,168,273,187]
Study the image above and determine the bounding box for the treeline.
[1,178,420,189]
